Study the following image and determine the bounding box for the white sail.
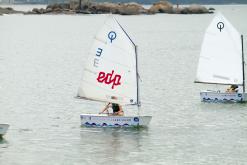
[78,17,138,105]
[195,12,243,85]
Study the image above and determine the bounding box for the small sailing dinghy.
[77,16,152,127]
[195,12,246,102]
[0,124,9,138]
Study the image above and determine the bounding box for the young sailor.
[226,85,238,93]
[99,97,124,116]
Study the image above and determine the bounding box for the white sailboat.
[195,12,247,102]
[77,16,152,127]
[0,124,9,137]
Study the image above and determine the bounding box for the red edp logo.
[97,70,121,89]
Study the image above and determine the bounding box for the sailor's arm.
[99,103,110,114]
[119,105,123,112]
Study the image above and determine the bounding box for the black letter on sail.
[217,22,224,32]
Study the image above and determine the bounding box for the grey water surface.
[1,5,247,165]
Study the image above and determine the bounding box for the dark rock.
[45,8,53,13]
[26,0,213,15]
[5,7,13,11]
[23,11,36,15]
[186,4,209,14]
[89,2,120,14]
[32,8,41,14]
[76,10,91,14]
[148,1,173,14]
[32,8,47,14]
[118,3,147,15]
[180,7,189,14]
[0,6,23,14]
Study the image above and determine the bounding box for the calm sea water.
[1,5,247,165]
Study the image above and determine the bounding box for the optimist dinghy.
[195,13,247,102]
[77,16,152,127]
[0,124,9,137]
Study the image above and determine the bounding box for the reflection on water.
[80,127,149,164]
[0,138,8,144]
[0,138,9,150]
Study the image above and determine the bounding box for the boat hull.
[0,124,9,137]
[80,114,152,127]
[200,91,247,102]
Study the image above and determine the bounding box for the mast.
[241,35,245,93]
[135,45,140,107]
[115,18,140,106]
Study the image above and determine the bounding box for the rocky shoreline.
[1,1,214,15]
[0,6,23,15]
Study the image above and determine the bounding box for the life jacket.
[112,103,120,113]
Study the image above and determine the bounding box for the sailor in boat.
[99,96,124,116]
[226,85,238,93]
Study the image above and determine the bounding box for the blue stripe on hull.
[82,122,133,127]
[202,97,242,103]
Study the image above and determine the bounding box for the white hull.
[0,124,9,137]
[200,91,247,102]
[80,114,152,127]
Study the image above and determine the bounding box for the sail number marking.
[96,48,103,56]
[94,48,103,67]
[97,70,121,89]
[94,30,117,67]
